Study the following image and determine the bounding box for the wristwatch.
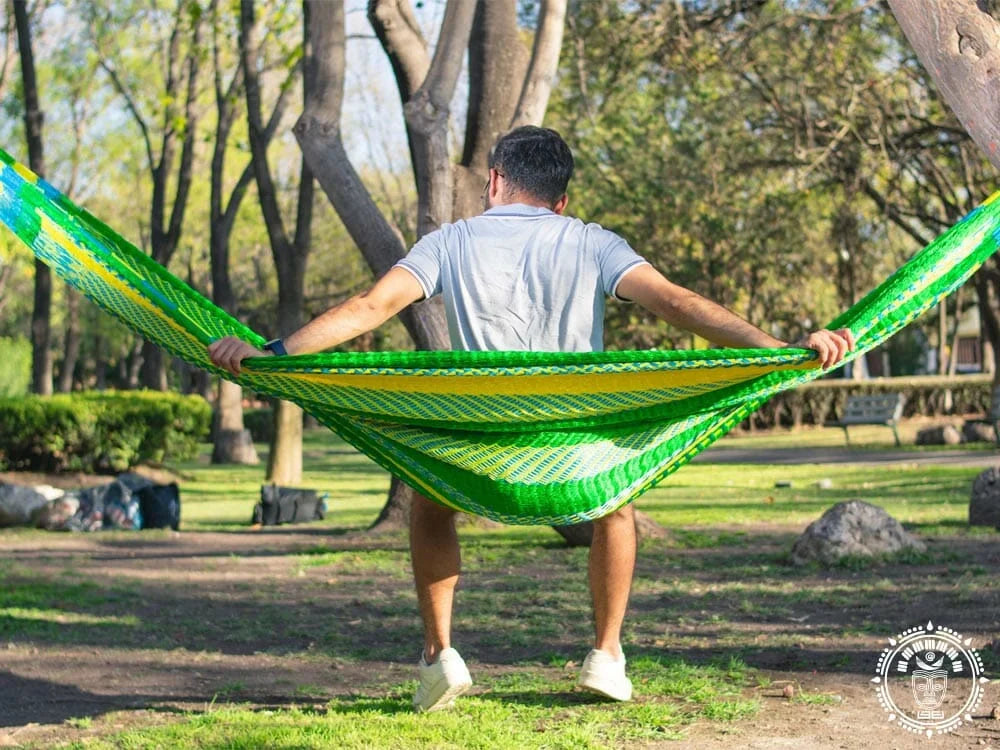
[263,338,288,356]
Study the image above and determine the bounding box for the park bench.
[826,393,905,446]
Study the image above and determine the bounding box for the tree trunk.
[15,0,52,397]
[139,343,166,390]
[241,0,313,484]
[369,476,417,530]
[452,0,530,220]
[551,509,669,547]
[95,334,107,390]
[888,0,1000,173]
[58,288,82,393]
[266,399,303,484]
[208,0,273,466]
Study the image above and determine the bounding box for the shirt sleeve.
[393,230,444,300]
[594,227,650,301]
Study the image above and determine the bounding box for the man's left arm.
[615,264,855,368]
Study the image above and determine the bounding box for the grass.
[68,657,757,750]
[4,424,999,748]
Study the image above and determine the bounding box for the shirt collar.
[483,203,555,218]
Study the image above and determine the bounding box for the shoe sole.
[414,677,472,713]
[578,675,632,702]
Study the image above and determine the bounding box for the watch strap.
[263,338,288,356]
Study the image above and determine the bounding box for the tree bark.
[888,1,1000,172]
[15,0,52,397]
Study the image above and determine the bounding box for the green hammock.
[1,148,997,525]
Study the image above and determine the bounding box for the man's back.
[397,204,646,352]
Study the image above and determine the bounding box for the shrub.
[0,390,211,473]
[0,337,31,397]
[243,407,274,443]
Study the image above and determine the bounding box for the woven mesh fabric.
[1,147,998,524]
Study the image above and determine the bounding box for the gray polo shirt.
[394,204,648,352]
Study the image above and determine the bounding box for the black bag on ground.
[253,485,325,526]
[137,483,181,530]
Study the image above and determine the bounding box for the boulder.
[962,420,996,444]
[790,500,925,566]
[915,425,961,445]
[970,466,1000,527]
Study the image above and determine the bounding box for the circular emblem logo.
[872,621,988,738]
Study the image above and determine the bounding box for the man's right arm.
[208,266,426,376]
[615,264,854,368]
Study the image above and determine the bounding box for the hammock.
[1,148,998,525]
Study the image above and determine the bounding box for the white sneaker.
[413,647,473,712]
[578,648,632,701]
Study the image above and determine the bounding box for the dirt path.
[2,531,999,749]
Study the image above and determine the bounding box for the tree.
[84,0,205,390]
[295,0,568,530]
[206,0,286,466]
[240,0,312,483]
[887,0,1000,393]
[14,0,51,396]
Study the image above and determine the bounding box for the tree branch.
[510,0,567,128]
[403,0,476,237]
[295,0,449,350]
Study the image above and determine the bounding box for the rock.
[790,500,925,566]
[970,466,1000,527]
[961,420,996,444]
[815,478,833,490]
[915,425,961,445]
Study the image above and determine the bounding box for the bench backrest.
[839,393,905,424]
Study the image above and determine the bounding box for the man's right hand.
[208,337,269,377]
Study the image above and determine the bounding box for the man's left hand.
[791,328,856,369]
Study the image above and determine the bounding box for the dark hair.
[488,126,574,205]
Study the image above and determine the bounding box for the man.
[209,126,853,712]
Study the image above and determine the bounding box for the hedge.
[0,391,211,473]
[743,374,995,431]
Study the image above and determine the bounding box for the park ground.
[3,421,1000,749]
